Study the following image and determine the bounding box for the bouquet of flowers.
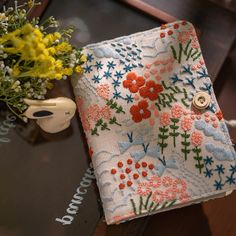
[0,0,86,120]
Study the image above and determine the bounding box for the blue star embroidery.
[103,71,112,79]
[107,61,116,70]
[215,164,225,175]
[113,91,121,99]
[92,75,102,83]
[84,65,93,73]
[229,164,236,174]
[112,79,121,88]
[87,53,94,62]
[204,156,213,166]
[184,77,195,89]
[213,180,224,190]
[204,169,213,178]
[114,71,124,79]
[95,61,103,70]
[226,175,236,185]
[123,64,132,72]
[125,94,134,103]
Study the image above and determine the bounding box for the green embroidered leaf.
[170,118,179,123]
[195,164,204,169]
[159,127,168,133]
[169,132,179,137]
[151,203,160,212]
[181,133,190,138]
[158,134,169,139]
[170,125,179,130]
[91,127,99,136]
[181,148,190,154]
[186,47,193,60]
[181,141,190,146]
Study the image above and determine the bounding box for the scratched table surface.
[0,0,236,236]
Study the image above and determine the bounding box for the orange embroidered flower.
[123,72,145,93]
[139,80,163,101]
[171,104,183,118]
[181,117,192,131]
[149,176,161,188]
[173,178,187,193]
[216,110,223,121]
[130,100,151,122]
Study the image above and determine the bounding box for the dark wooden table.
[0,0,235,236]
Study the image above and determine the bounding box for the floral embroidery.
[162,176,173,187]
[137,182,152,196]
[96,83,110,99]
[171,104,183,118]
[100,106,112,120]
[123,72,145,93]
[152,190,165,203]
[75,21,236,224]
[191,131,204,173]
[139,80,163,101]
[191,131,203,146]
[160,112,171,126]
[149,176,161,188]
[130,100,151,123]
[130,175,189,215]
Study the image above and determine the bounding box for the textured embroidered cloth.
[71,21,236,224]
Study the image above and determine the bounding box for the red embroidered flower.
[139,80,163,101]
[130,100,151,123]
[191,131,203,146]
[216,110,223,121]
[123,72,145,93]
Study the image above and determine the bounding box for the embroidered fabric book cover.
[71,21,236,224]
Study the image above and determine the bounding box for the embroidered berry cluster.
[110,159,155,190]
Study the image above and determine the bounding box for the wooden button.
[192,92,211,110]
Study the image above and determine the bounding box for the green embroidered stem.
[181,131,191,160]
[171,45,177,60]
[192,146,204,174]
[144,192,152,210]
[148,202,154,212]
[139,196,143,214]
[106,99,125,114]
[186,48,193,60]
[130,199,137,215]
[193,51,202,61]
[169,118,179,147]
[178,43,183,63]
[184,39,192,55]
[109,116,121,126]
[151,203,160,212]
[158,126,169,154]
[155,81,189,112]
